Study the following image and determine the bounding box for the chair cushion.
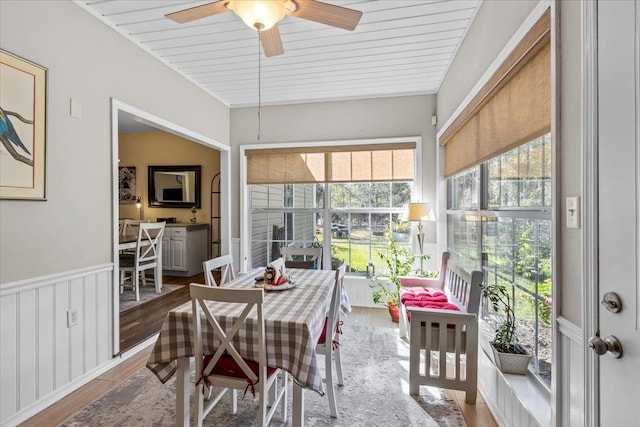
[318,316,343,344]
[318,317,329,344]
[119,254,135,267]
[400,287,460,321]
[203,354,277,380]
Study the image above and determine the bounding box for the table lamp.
[136,196,143,220]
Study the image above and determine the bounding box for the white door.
[597,1,640,424]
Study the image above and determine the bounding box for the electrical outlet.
[67,309,79,327]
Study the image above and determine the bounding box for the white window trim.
[239,136,423,273]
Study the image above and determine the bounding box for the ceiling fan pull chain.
[257,34,261,141]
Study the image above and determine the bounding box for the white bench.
[399,252,483,403]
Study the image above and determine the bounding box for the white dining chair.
[202,254,236,287]
[190,284,288,427]
[119,222,165,301]
[280,246,323,270]
[122,218,149,236]
[316,262,346,418]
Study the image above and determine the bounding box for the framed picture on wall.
[118,166,137,203]
[0,49,47,200]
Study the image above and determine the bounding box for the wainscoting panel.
[37,285,55,399]
[558,317,584,427]
[479,317,584,427]
[343,277,377,307]
[0,292,18,424]
[478,348,544,427]
[0,264,114,426]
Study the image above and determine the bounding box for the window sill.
[479,321,551,427]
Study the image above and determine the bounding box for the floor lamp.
[407,202,435,271]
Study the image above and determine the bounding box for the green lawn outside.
[318,229,410,272]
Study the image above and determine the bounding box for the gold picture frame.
[0,49,47,200]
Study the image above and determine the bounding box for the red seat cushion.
[203,354,277,380]
[317,316,343,345]
[400,287,461,321]
[318,316,329,344]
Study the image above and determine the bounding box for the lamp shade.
[407,202,435,222]
[228,0,295,32]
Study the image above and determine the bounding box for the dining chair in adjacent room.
[280,246,323,270]
[120,219,151,255]
[122,218,149,236]
[190,284,288,427]
[203,254,236,287]
[316,262,346,418]
[119,221,165,301]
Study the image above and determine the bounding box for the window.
[246,141,417,275]
[328,181,411,272]
[447,134,552,387]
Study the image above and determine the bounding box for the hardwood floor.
[118,273,206,353]
[22,306,496,427]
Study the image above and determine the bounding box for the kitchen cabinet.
[161,223,208,277]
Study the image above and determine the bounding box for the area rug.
[119,283,184,312]
[62,325,467,426]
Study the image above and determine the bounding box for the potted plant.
[480,281,533,374]
[391,220,410,240]
[369,229,424,322]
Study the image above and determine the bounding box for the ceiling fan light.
[228,0,293,32]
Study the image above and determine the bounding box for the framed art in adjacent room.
[0,49,47,200]
[118,166,137,203]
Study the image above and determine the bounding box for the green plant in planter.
[391,220,410,234]
[480,281,528,355]
[369,229,427,307]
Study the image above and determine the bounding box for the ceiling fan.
[165,0,363,57]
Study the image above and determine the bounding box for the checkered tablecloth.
[146,268,335,394]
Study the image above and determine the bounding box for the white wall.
[0,0,230,283]
[0,1,230,424]
[436,0,538,126]
[557,0,584,327]
[229,95,438,238]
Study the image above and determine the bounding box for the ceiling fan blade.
[165,1,230,24]
[260,25,284,57]
[292,0,362,31]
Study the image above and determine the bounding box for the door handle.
[588,335,623,359]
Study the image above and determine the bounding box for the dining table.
[146,267,336,427]
[118,233,139,251]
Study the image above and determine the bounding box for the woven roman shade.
[246,142,415,184]
[441,8,551,177]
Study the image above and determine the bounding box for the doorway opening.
[111,99,230,354]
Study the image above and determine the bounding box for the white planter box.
[490,343,533,375]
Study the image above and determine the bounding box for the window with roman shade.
[440,8,551,177]
[245,139,418,274]
[443,7,553,387]
[245,142,416,184]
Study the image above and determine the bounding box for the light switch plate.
[70,99,82,118]
[566,196,580,228]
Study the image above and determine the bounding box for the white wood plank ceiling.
[77,0,481,108]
